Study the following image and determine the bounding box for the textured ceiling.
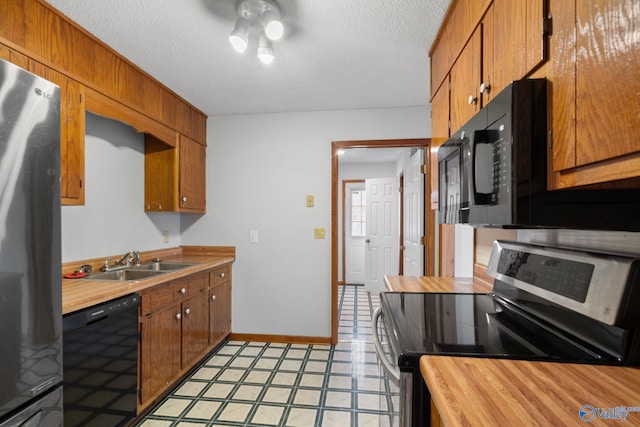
[46,0,450,117]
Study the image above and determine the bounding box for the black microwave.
[438,78,640,231]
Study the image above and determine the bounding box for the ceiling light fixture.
[228,0,284,64]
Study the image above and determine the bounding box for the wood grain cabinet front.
[144,134,206,213]
[209,281,231,348]
[139,272,210,409]
[549,0,640,188]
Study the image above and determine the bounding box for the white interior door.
[403,149,424,276]
[345,183,366,284]
[364,177,399,291]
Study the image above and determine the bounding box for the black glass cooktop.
[379,292,623,370]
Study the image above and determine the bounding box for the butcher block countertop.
[384,275,493,293]
[62,246,235,314]
[421,356,640,426]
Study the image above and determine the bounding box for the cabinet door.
[179,135,206,212]
[209,282,231,348]
[181,291,209,369]
[140,305,181,405]
[450,28,481,134]
[24,60,85,204]
[550,0,640,187]
[430,80,450,210]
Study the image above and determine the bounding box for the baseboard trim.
[229,333,332,346]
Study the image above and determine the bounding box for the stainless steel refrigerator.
[0,59,63,426]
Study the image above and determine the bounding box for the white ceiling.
[46,0,450,117]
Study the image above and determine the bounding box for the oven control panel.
[487,240,639,326]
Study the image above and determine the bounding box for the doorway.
[331,138,434,344]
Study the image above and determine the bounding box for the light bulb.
[229,18,249,53]
[262,10,284,41]
[258,32,275,64]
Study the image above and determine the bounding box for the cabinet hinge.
[399,186,403,193]
[420,164,427,174]
[548,131,553,149]
[79,93,83,103]
[420,236,426,245]
[448,119,451,131]
[543,12,553,37]
[138,388,142,401]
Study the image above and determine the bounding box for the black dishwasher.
[63,293,140,426]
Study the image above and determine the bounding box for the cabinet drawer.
[144,282,176,315]
[188,274,206,294]
[210,264,231,287]
[173,279,190,302]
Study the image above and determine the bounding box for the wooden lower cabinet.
[140,303,181,405]
[138,265,232,410]
[210,282,231,347]
[181,291,209,369]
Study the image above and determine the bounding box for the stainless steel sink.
[133,262,197,271]
[86,269,166,281]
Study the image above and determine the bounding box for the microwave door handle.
[472,130,497,205]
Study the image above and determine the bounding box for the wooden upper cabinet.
[430,80,450,210]
[549,0,640,188]
[179,135,206,212]
[144,134,206,213]
[27,58,85,205]
[450,28,482,134]
[45,68,85,204]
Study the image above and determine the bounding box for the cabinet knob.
[211,294,216,301]
[480,82,491,94]
[182,196,187,202]
[219,272,225,278]
[184,308,191,315]
[158,204,162,210]
[179,287,186,294]
[175,313,182,320]
[467,95,478,105]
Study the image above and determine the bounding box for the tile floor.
[136,285,394,426]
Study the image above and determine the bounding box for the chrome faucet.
[102,250,141,271]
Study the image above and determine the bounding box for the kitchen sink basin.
[86,269,166,281]
[133,262,198,271]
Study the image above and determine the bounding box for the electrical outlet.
[306,195,314,207]
[162,230,169,243]
[249,230,259,243]
[314,228,325,239]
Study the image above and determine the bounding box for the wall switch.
[314,228,325,239]
[162,230,169,243]
[249,230,259,243]
[306,195,314,207]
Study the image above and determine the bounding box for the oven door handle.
[372,307,400,385]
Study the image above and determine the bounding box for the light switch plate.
[249,230,259,243]
[306,195,314,207]
[314,228,325,239]
[162,230,169,243]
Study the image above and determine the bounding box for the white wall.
[61,113,181,263]
[181,106,430,338]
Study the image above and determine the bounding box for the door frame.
[331,138,433,344]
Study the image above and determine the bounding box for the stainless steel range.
[373,240,640,426]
